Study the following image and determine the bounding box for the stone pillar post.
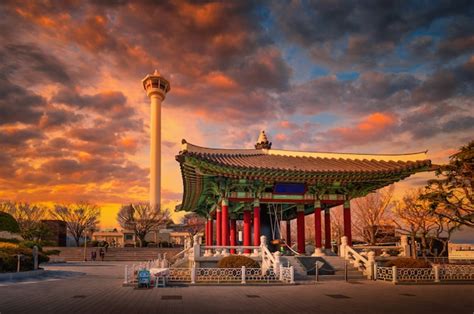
[324,209,331,249]
[343,200,352,245]
[253,199,261,246]
[434,265,440,283]
[367,251,375,280]
[400,235,410,257]
[243,209,251,254]
[392,266,398,284]
[33,246,39,270]
[274,251,281,275]
[216,206,222,246]
[296,205,305,254]
[340,236,348,258]
[222,199,229,246]
[313,201,323,256]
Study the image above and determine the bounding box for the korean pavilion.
[176,131,432,254]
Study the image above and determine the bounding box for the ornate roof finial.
[255,130,272,150]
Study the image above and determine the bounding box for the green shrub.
[0,237,20,244]
[0,212,20,233]
[19,240,43,252]
[0,247,49,272]
[217,255,260,268]
[384,258,431,268]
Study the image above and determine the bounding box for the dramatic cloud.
[0,0,472,228]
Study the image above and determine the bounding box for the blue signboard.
[137,269,151,287]
[274,183,306,194]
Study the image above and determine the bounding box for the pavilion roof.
[176,140,432,212]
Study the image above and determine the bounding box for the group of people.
[90,248,106,261]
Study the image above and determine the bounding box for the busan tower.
[142,70,170,208]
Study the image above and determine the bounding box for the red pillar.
[222,199,229,246]
[297,206,305,254]
[343,200,352,245]
[243,210,251,253]
[230,219,236,254]
[314,201,322,248]
[216,208,222,246]
[209,217,214,245]
[286,220,291,245]
[253,200,260,246]
[324,209,331,249]
[205,219,209,245]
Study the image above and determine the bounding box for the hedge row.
[0,247,49,273]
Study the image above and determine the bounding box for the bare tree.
[393,189,460,258]
[181,213,206,239]
[117,203,171,247]
[330,206,344,247]
[1,201,50,241]
[52,203,100,247]
[352,186,395,244]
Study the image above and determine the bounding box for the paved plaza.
[0,262,472,314]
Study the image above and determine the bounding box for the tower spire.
[255,130,272,149]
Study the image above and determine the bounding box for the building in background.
[41,220,67,246]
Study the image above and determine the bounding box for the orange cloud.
[205,72,238,89]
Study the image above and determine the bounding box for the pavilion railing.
[339,236,375,279]
[123,265,294,285]
[375,264,474,284]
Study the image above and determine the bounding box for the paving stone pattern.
[0,262,473,314]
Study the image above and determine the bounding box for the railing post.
[434,265,440,283]
[340,236,348,258]
[124,265,128,285]
[279,265,284,281]
[258,235,267,256]
[315,261,319,283]
[241,266,246,284]
[33,246,39,270]
[367,251,375,280]
[191,266,196,284]
[274,251,281,274]
[17,254,21,272]
[392,266,398,284]
[290,266,295,284]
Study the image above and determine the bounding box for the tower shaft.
[142,69,170,209]
[150,94,161,207]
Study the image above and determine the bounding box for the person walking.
[91,250,97,261]
[99,248,105,261]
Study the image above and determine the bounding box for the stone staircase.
[318,255,367,281]
[280,254,366,281]
[45,247,181,262]
[280,256,308,280]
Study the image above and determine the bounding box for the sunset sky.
[0,1,473,230]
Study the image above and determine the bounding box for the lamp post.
[83,229,88,262]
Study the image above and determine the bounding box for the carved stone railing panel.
[376,266,393,281]
[397,267,434,281]
[167,268,192,281]
[195,268,242,282]
[245,268,278,282]
[439,264,474,280]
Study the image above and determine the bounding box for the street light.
[83,229,88,262]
